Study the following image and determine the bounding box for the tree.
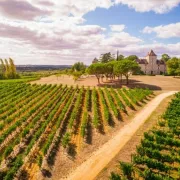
[117,54,124,61]
[87,63,104,84]
[113,62,123,82]
[100,52,114,63]
[167,57,180,76]
[4,59,11,78]
[0,58,18,79]
[103,61,115,81]
[125,55,138,61]
[162,54,170,62]
[56,73,62,80]
[0,59,6,79]
[9,58,17,78]
[72,71,83,82]
[72,62,86,73]
[114,60,139,85]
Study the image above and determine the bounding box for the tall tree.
[125,55,138,61]
[9,58,17,78]
[72,62,86,73]
[100,52,114,63]
[113,61,123,81]
[114,60,139,85]
[167,57,180,76]
[87,63,104,84]
[117,54,124,61]
[0,58,18,79]
[162,54,170,62]
[103,61,115,81]
[0,59,6,79]
[4,59,11,78]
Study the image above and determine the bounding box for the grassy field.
[0,82,152,179]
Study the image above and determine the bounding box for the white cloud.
[0,0,114,21]
[0,0,180,65]
[115,0,180,14]
[0,18,143,65]
[110,25,126,32]
[1,17,180,65]
[104,32,142,47]
[0,0,179,22]
[142,22,180,38]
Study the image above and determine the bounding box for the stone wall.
[139,64,166,75]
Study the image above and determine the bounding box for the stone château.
[92,50,166,75]
[136,50,166,75]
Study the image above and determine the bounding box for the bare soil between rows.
[36,96,153,180]
[30,75,179,180]
[96,95,173,180]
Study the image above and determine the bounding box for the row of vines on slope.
[110,92,180,180]
[0,82,153,179]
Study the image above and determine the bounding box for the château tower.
[146,50,157,74]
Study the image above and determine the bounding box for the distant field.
[32,75,180,91]
[0,77,39,83]
[0,82,152,179]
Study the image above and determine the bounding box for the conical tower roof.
[148,50,157,56]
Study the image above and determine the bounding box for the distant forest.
[16,65,72,72]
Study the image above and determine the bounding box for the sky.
[0,0,180,65]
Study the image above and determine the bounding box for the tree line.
[152,53,180,76]
[65,53,140,84]
[70,52,180,83]
[87,52,140,84]
[0,58,19,79]
[167,57,180,77]
[87,59,140,84]
[56,52,180,83]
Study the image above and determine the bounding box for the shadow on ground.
[98,79,162,91]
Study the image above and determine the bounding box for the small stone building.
[136,50,166,75]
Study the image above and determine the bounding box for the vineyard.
[110,92,180,180]
[0,82,152,179]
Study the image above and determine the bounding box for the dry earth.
[32,75,180,91]
[31,75,179,180]
[40,96,149,180]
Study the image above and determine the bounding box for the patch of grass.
[0,77,40,83]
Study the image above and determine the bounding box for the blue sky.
[85,4,180,44]
[0,0,180,65]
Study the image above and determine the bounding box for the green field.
[110,92,180,180]
[0,82,152,179]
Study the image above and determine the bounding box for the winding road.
[64,91,177,180]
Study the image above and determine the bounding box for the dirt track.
[64,91,177,180]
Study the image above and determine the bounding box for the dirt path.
[96,94,173,179]
[64,91,177,180]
